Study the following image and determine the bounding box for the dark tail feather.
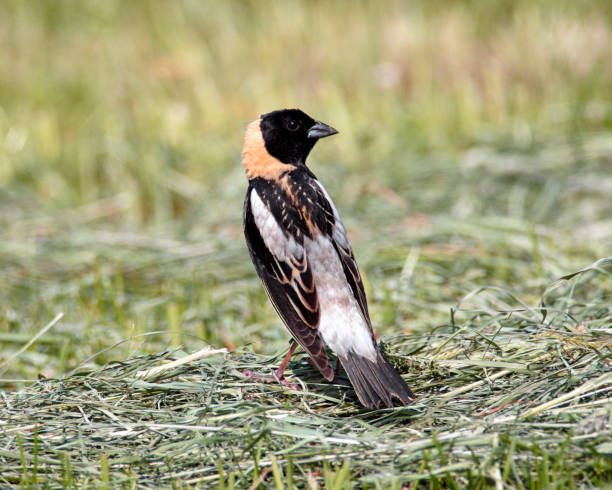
[339,349,415,408]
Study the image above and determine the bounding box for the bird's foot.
[243,370,301,391]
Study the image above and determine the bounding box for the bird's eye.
[286,119,300,131]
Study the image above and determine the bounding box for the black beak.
[307,121,338,139]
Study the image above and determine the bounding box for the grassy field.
[1,0,612,487]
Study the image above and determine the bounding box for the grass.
[2,277,611,487]
[1,0,612,487]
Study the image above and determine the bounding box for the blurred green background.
[1,0,611,383]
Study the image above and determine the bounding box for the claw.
[243,369,301,391]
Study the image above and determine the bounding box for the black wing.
[243,186,334,381]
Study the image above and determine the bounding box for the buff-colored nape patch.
[242,119,295,180]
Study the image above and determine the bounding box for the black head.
[259,109,338,165]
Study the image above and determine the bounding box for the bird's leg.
[243,341,300,390]
[275,340,298,380]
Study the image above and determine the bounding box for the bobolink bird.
[242,108,415,408]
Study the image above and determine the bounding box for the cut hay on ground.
[2,262,611,488]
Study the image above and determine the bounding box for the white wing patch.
[311,181,375,359]
[250,190,303,262]
[306,233,376,361]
